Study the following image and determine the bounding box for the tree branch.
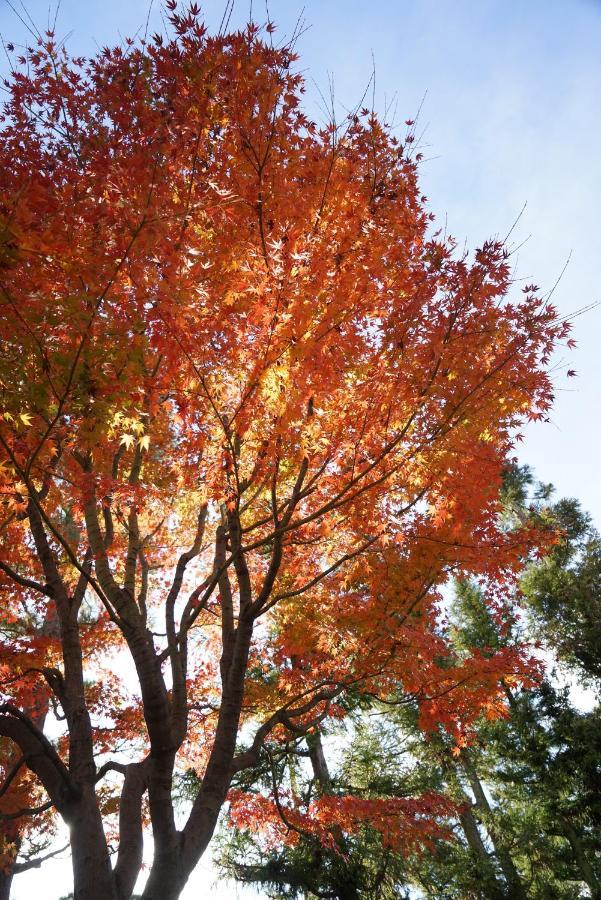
[12,843,70,873]
[0,560,51,597]
[0,754,25,799]
[0,704,79,818]
[114,761,147,900]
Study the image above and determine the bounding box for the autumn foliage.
[0,4,571,898]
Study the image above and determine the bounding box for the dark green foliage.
[522,505,601,681]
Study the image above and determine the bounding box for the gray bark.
[460,750,525,899]
[458,806,505,900]
[561,816,601,899]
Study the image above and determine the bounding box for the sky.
[1,0,600,896]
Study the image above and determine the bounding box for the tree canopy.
[0,4,571,898]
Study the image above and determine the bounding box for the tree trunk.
[69,785,118,900]
[460,750,525,899]
[58,613,117,900]
[25,503,116,899]
[307,731,362,900]
[143,616,255,899]
[561,816,601,899]
[307,731,332,792]
[458,806,505,900]
[0,869,13,900]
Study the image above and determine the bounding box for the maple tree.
[0,4,572,898]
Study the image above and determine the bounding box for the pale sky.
[1,1,600,896]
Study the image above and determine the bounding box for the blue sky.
[1,0,600,896]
